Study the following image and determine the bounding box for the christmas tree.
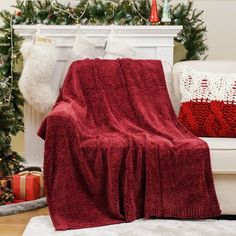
[0,10,25,178]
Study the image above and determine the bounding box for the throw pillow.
[178,66,236,137]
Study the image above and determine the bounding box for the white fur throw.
[19,38,57,114]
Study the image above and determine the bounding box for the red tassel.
[150,0,160,24]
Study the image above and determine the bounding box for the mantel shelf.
[14,25,183,38]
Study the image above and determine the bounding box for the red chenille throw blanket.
[38,59,221,230]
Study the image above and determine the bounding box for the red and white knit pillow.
[178,67,236,137]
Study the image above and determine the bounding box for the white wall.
[0,0,78,12]
[0,0,235,60]
[0,0,17,12]
[171,0,236,60]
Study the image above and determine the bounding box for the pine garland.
[0,0,207,177]
[10,0,207,60]
[170,1,208,60]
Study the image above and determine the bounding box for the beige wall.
[172,0,236,60]
[0,0,235,155]
[193,0,236,60]
[0,0,16,13]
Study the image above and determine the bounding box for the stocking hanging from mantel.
[19,34,58,114]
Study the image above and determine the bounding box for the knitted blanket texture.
[38,59,221,231]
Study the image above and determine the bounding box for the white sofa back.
[171,60,236,115]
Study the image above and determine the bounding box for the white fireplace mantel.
[14,24,182,38]
[14,25,182,65]
[14,25,182,167]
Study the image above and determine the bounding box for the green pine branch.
[171,1,208,60]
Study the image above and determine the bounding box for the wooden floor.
[0,207,49,236]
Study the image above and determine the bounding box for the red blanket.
[38,59,221,231]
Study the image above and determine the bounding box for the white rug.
[22,216,236,236]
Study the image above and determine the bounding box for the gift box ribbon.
[0,176,12,189]
[0,179,7,188]
[18,171,44,200]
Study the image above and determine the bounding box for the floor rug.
[0,198,47,216]
[22,216,236,236]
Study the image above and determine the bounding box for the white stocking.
[19,37,57,114]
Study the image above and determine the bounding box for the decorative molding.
[14,25,183,36]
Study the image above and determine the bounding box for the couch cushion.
[200,137,236,173]
[172,61,236,115]
[177,66,236,137]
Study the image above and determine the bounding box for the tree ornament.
[48,14,54,20]
[15,10,22,17]
[150,0,160,24]
[97,4,102,10]
[161,0,171,24]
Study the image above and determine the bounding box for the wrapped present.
[12,171,44,201]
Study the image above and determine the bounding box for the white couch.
[168,60,236,215]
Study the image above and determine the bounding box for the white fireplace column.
[14,25,182,167]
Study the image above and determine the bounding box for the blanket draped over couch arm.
[38,59,221,231]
